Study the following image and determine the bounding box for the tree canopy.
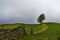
[37,14,45,23]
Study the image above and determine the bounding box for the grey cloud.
[0,0,60,24]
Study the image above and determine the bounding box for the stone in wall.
[0,25,27,40]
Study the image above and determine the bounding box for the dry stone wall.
[0,26,26,40]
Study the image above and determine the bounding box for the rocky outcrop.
[0,26,26,40]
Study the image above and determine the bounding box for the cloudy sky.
[0,0,60,24]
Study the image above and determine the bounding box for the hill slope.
[0,22,60,40]
[19,23,60,40]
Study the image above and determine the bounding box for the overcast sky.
[0,0,60,24]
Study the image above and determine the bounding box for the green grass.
[0,22,60,40]
[19,23,60,40]
[0,23,22,29]
[46,23,60,32]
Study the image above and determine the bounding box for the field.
[0,22,60,40]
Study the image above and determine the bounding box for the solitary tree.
[37,13,45,24]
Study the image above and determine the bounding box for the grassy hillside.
[0,23,22,29]
[0,22,60,40]
[19,23,60,40]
